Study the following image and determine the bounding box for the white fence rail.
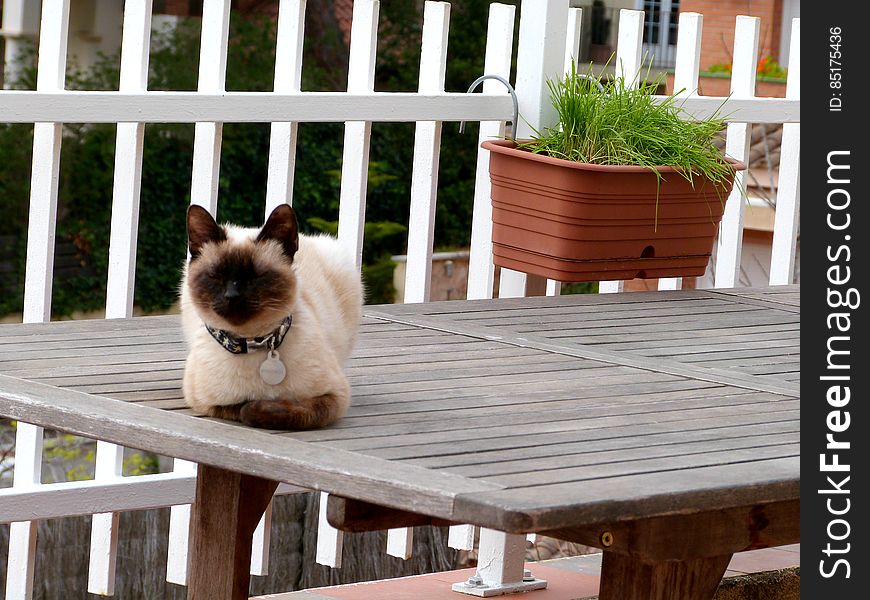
[0,0,800,597]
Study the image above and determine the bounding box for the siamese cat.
[180,204,363,430]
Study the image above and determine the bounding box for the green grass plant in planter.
[482,63,744,283]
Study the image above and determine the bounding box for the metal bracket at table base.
[451,576,547,597]
[452,529,548,597]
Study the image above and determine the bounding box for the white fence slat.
[5,521,37,600]
[499,0,568,299]
[87,442,124,595]
[599,280,624,293]
[386,527,414,560]
[21,123,62,322]
[190,121,224,214]
[615,9,644,86]
[448,524,476,551]
[769,18,800,285]
[658,11,702,292]
[167,1,233,586]
[545,6,583,298]
[563,7,583,73]
[466,2,516,301]
[265,0,306,214]
[256,1,307,572]
[5,422,44,600]
[714,16,760,289]
[250,501,273,576]
[402,1,450,305]
[104,0,152,316]
[671,12,703,96]
[91,3,154,594]
[190,0,231,214]
[599,8,643,296]
[166,459,198,585]
[21,0,71,323]
[9,3,70,598]
[198,0,232,93]
[104,123,146,317]
[337,0,379,269]
[316,492,343,568]
[392,2,450,554]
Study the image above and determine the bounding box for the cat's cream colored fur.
[181,225,363,422]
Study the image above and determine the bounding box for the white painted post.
[315,491,343,568]
[713,16,760,289]
[166,1,233,586]
[7,3,70,598]
[498,0,568,299]
[465,2,515,302]
[657,11,702,292]
[769,18,800,285]
[599,8,644,295]
[452,529,545,595]
[265,0,306,215]
[89,3,154,594]
[402,1,450,305]
[337,0,379,270]
[477,530,526,586]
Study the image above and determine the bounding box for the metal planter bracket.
[459,74,519,141]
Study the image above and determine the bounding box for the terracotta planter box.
[483,139,743,282]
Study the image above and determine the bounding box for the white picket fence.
[0,0,800,597]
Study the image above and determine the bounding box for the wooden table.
[0,285,800,600]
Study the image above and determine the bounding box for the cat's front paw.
[239,393,347,430]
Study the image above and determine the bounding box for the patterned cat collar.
[204,316,293,355]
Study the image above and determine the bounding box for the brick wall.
[680,0,783,69]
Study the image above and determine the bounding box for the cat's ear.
[187,205,226,259]
[257,204,299,261]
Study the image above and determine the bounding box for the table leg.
[187,464,279,600]
[598,551,732,600]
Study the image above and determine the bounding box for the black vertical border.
[802,4,868,597]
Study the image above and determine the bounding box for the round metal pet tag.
[259,350,287,385]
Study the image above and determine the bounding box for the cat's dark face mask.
[186,204,299,332]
